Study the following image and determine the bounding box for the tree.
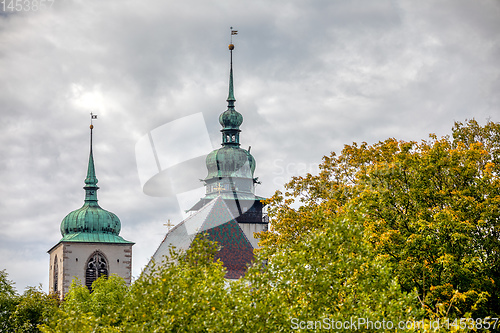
[238,208,419,332]
[38,119,500,330]
[10,286,59,333]
[120,234,237,332]
[0,269,60,333]
[357,136,499,317]
[258,119,500,318]
[41,235,238,333]
[40,226,419,332]
[0,269,18,332]
[40,275,127,332]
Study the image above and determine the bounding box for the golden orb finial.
[228,44,234,50]
[90,124,94,129]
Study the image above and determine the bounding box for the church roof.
[147,196,254,279]
[188,192,266,212]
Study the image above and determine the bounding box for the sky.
[0,0,499,292]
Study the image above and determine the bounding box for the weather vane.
[90,112,97,127]
[230,26,238,45]
[89,112,98,148]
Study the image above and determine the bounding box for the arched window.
[85,251,108,291]
[53,256,58,294]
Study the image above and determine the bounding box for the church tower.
[147,38,267,279]
[48,119,134,297]
[188,41,268,248]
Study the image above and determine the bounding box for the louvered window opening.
[85,252,108,291]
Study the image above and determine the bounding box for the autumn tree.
[26,119,500,330]
[237,208,419,332]
[258,119,500,318]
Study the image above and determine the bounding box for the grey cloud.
[0,0,499,292]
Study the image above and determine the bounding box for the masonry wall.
[49,242,132,298]
[48,244,64,297]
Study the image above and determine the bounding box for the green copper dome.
[205,146,255,180]
[60,204,122,237]
[218,59,243,131]
[219,109,243,129]
[59,125,132,244]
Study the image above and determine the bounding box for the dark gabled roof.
[146,196,254,279]
[187,192,266,212]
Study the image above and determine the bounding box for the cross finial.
[163,219,174,231]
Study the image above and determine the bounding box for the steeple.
[227,46,236,109]
[195,35,260,204]
[219,42,243,147]
[49,114,134,299]
[58,115,132,242]
[184,30,268,251]
[84,122,99,204]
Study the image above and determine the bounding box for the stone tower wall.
[49,242,132,298]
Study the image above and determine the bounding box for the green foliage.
[40,276,127,332]
[0,269,18,332]
[240,208,420,332]
[40,228,416,332]
[258,119,500,319]
[0,270,59,333]
[120,234,235,332]
[41,235,238,332]
[0,269,16,297]
[14,119,500,331]
[10,286,59,333]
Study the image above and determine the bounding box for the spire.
[219,32,243,147]
[59,113,133,243]
[227,45,236,110]
[84,114,99,204]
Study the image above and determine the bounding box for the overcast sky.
[1,0,499,292]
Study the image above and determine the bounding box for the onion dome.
[205,146,256,179]
[59,124,132,244]
[219,109,243,130]
[219,64,243,130]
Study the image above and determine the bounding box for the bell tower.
[48,117,134,297]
